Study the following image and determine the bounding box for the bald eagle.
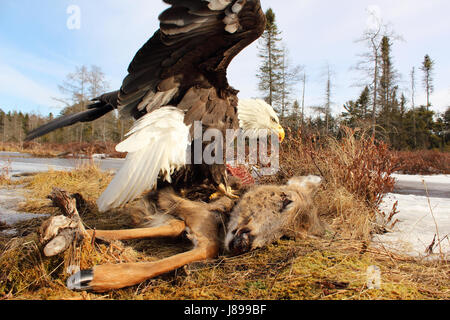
[26,0,285,212]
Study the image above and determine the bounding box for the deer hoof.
[67,269,94,291]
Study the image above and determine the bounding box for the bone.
[43,229,76,257]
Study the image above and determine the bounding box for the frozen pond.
[0,152,124,177]
[393,173,450,198]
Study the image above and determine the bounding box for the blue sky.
[0,0,449,117]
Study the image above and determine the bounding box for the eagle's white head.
[237,99,285,142]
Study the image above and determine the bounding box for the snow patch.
[374,174,450,260]
[0,188,48,229]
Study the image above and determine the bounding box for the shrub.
[261,127,397,239]
[393,150,450,175]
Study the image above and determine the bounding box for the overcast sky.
[0,0,449,117]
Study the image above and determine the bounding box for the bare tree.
[57,65,90,143]
[55,65,110,143]
[88,65,110,142]
[300,72,306,127]
[279,45,302,119]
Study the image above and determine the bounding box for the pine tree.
[257,8,283,110]
[342,86,371,128]
[376,36,402,146]
[300,72,307,127]
[323,64,333,134]
[444,107,450,148]
[420,54,434,110]
[410,67,417,148]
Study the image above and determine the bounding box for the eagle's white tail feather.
[97,107,190,212]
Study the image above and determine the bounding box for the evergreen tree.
[420,54,435,110]
[257,8,283,110]
[377,36,398,133]
[444,107,450,148]
[410,67,417,148]
[342,86,371,128]
[413,106,435,149]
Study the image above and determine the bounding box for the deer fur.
[67,176,324,292]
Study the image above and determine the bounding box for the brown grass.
[16,163,113,217]
[0,160,12,186]
[0,129,448,300]
[1,233,448,300]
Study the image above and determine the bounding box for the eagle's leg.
[85,219,186,241]
[209,183,239,200]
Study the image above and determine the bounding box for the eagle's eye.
[271,117,277,123]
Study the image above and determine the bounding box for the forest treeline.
[0,8,448,151]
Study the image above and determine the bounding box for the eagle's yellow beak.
[277,125,285,143]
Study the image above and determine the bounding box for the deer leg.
[67,241,219,292]
[67,189,222,292]
[85,219,186,241]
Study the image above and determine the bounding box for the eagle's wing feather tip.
[98,107,190,212]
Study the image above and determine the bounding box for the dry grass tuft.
[18,162,113,215]
[262,127,397,240]
[0,160,13,186]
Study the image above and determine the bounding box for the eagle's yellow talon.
[209,192,221,201]
[210,184,239,200]
[226,190,239,199]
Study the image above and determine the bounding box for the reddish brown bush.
[264,127,397,207]
[393,150,450,175]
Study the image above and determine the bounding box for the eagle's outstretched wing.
[25,0,265,141]
[118,0,266,119]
